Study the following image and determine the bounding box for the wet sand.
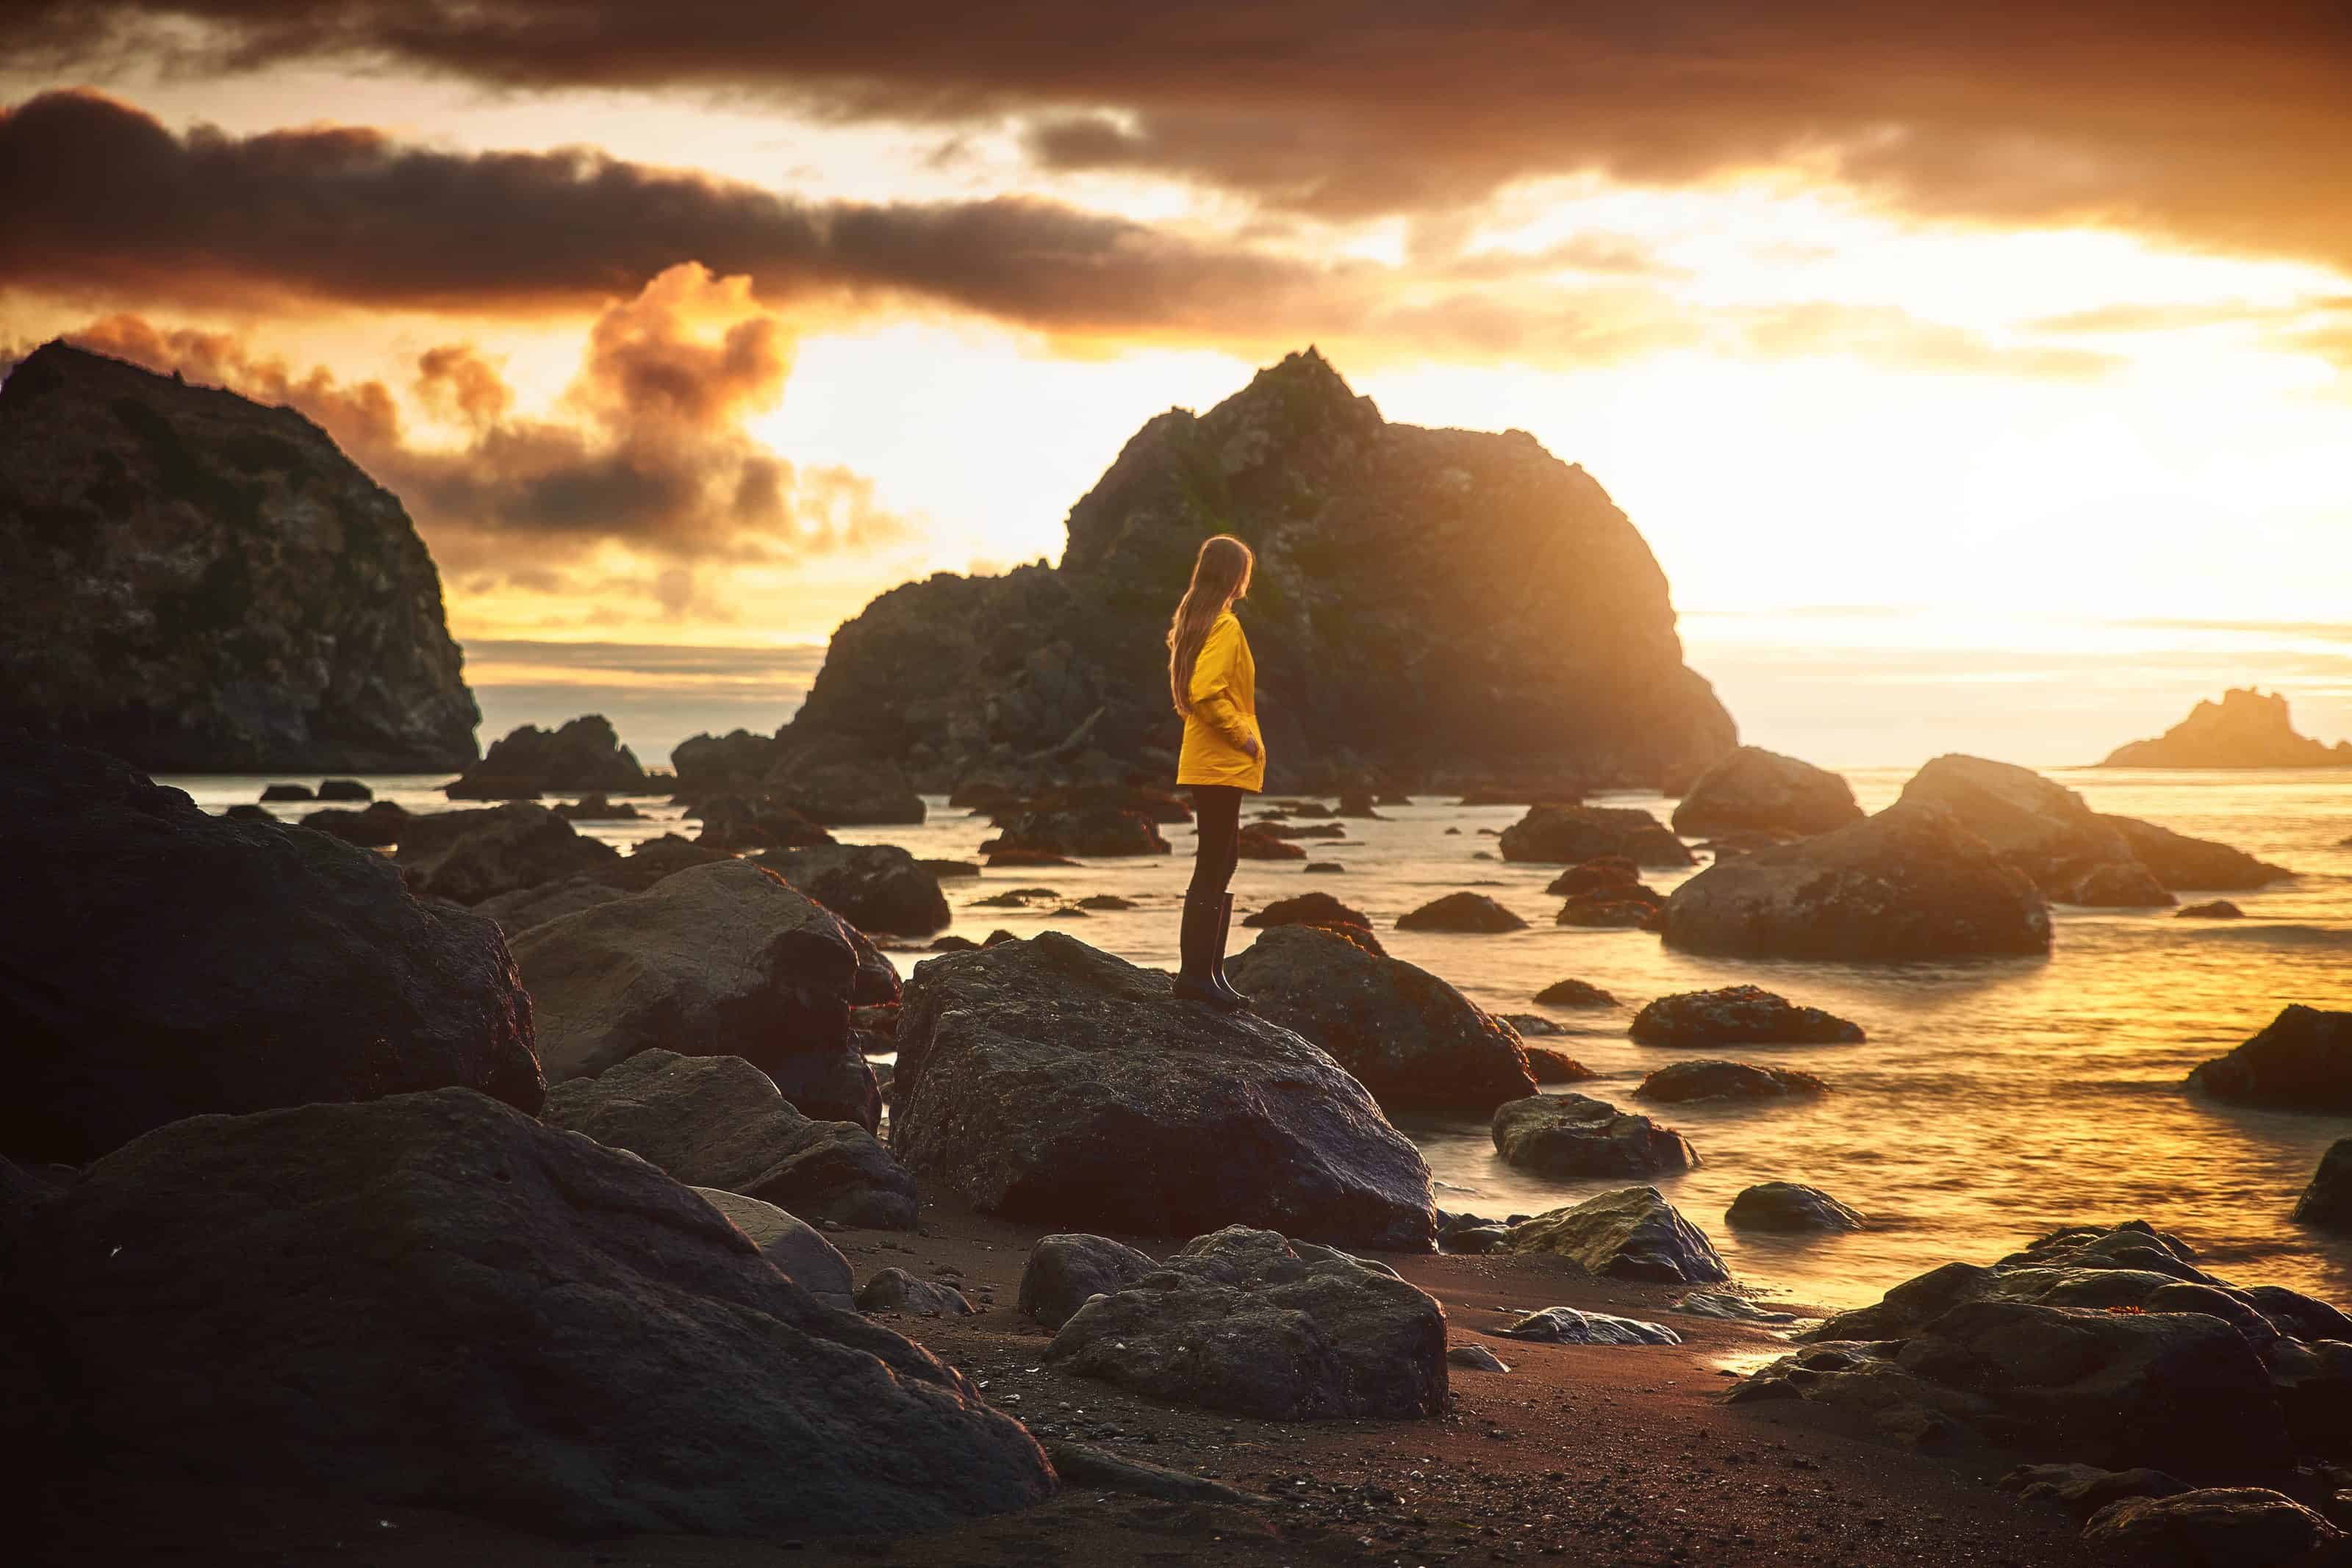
[29,1192,2094,1568]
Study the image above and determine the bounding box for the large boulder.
[1499,804,1693,867]
[891,933,1436,1251]
[1491,1094,1699,1178]
[2099,688,2352,769]
[755,843,951,936]
[1670,747,1862,838]
[1225,925,1537,1116]
[542,1050,917,1229]
[689,1187,856,1309]
[1017,1232,1161,1330]
[509,860,881,1131]
[1636,1060,1828,1103]
[2101,814,2290,891]
[764,736,925,826]
[2293,1138,2352,1231]
[393,801,622,905]
[672,727,785,794]
[1396,891,1528,932]
[0,734,541,1163]
[445,714,647,799]
[1044,1226,1448,1420]
[1895,755,2138,895]
[2081,1489,2342,1567]
[1629,985,1865,1048]
[474,874,626,935]
[7,1088,1052,1535]
[775,350,1734,795]
[1502,1186,1729,1283]
[1660,800,2053,960]
[2187,1005,2352,1114]
[0,342,478,771]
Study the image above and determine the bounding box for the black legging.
[1189,785,1242,897]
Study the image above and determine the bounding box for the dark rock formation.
[392,801,622,905]
[1670,747,1862,838]
[2080,1489,2341,1567]
[1522,1045,1599,1082]
[1660,801,2053,960]
[542,1050,916,1229]
[1499,804,1693,866]
[445,715,646,799]
[554,792,644,821]
[606,832,733,891]
[1636,1060,1829,1103]
[317,777,370,800]
[2177,899,2247,918]
[7,1087,1050,1535]
[764,736,925,826]
[2293,1138,2351,1231]
[1556,890,1663,927]
[1225,924,1537,1116]
[1546,857,1643,896]
[671,727,783,794]
[2101,688,2352,769]
[1491,1306,1680,1345]
[1998,1463,2191,1517]
[1727,1182,1865,1231]
[690,1186,856,1308]
[765,350,1732,796]
[298,797,409,846]
[0,342,478,771]
[1502,1187,1729,1283]
[2103,813,2290,891]
[1534,977,1619,1007]
[1017,1233,1161,1330]
[2062,860,2177,909]
[1491,1094,1699,1178]
[259,782,313,801]
[473,874,626,935]
[1236,824,1307,860]
[856,1268,975,1317]
[1396,891,1528,932]
[510,860,881,1131]
[891,933,1435,1251]
[1896,755,2140,895]
[1241,890,1380,952]
[2187,1005,2352,1113]
[692,793,833,852]
[753,842,951,936]
[982,799,1169,858]
[1044,1226,1447,1420]
[1629,985,1865,1048]
[0,733,540,1163]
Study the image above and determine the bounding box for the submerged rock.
[511,860,881,1131]
[1396,891,1528,932]
[0,734,541,1163]
[1504,1187,1729,1283]
[1545,859,1643,897]
[1727,1182,1865,1232]
[1225,924,1537,1117]
[1629,985,1865,1048]
[755,842,951,936]
[1670,747,1862,838]
[1660,801,2052,961]
[1491,1094,1699,1178]
[2103,814,2289,891]
[542,1050,915,1229]
[689,1186,856,1309]
[1017,1233,1161,1330]
[1521,1044,1599,1083]
[1499,804,1693,867]
[0,342,478,771]
[1491,1306,1680,1345]
[1636,1060,1828,1103]
[2187,1004,2352,1113]
[2100,687,2352,769]
[2176,899,2247,919]
[1044,1226,1447,1420]
[891,933,1435,1251]
[1534,977,1619,1007]
[9,1088,1053,1536]
[2292,1138,2352,1231]
[445,714,646,800]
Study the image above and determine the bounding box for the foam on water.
[169,766,2352,1311]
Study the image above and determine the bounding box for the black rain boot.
[1172,890,1239,1008]
[1210,892,1251,1010]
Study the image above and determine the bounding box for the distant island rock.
[0,342,479,772]
[2099,688,2352,769]
[715,349,1733,796]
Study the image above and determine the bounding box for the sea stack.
[0,342,479,771]
[2100,688,2352,769]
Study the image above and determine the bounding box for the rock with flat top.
[1637,1060,1827,1103]
[1502,1186,1729,1284]
[1491,1094,1698,1177]
[1500,804,1693,867]
[1630,985,1863,1048]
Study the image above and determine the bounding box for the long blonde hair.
[1166,534,1255,716]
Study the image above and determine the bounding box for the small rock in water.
[856,1267,975,1317]
[1396,891,1528,932]
[1727,1182,1865,1232]
[1491,1306,1681,1345]
[2176,899,2246,918]
[1637,1059,1828,1103]
[1491,1093,1697,1177]
[259,783,315,802]
[1302,860,1346,874]
[1629,985,1865,1048]
[1447,1344,1512,1372]
[1077,894,1137,910]
[1532,977,1618,1008]
[2292,1137,2352,1231]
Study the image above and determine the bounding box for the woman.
[1166,533,1264,1009]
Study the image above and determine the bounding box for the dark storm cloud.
[0,89,1331,329]
[11,1,2352,270]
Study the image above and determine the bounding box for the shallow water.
[171,766,2352,1312]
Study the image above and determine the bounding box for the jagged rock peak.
[0,341,479,770]
[2100,688,2352,769]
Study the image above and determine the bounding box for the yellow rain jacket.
[1176,610,1266,791]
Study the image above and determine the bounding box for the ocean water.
[171,766,2352,1312]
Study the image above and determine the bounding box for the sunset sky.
[4,3,2349,764]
